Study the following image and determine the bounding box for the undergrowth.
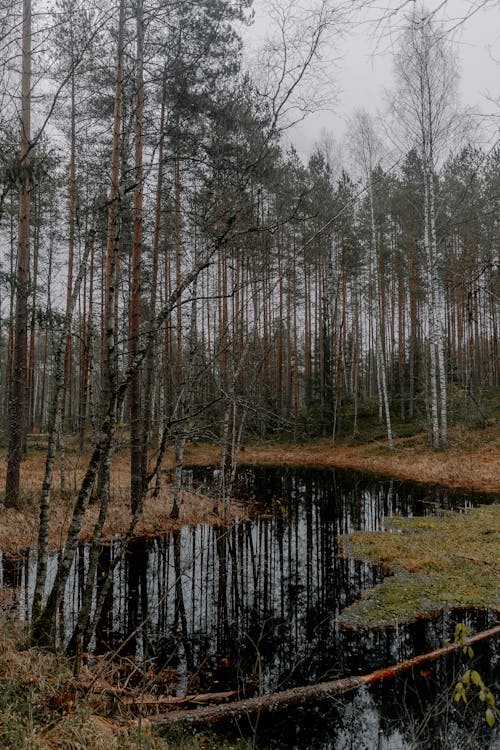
[0,613,252,750]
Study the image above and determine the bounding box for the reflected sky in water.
[1,467,498,748]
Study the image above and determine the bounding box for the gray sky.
[244,0,500,159]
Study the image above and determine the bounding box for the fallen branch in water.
[122,689,243,708]
[151,623,500,727]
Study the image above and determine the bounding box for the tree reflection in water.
[1,468,498,749]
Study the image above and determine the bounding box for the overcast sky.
[243,0,500,160]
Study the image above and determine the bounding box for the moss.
[339,504,500,627]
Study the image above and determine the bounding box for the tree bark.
[141,74,166,488]
[64,69,77,432]
[5,0,31,508]
[96,0,125,501]
[31,236,93,621]
[130,0,144,514]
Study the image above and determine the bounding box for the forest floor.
[0,449,248,556]
[0,614,249,749]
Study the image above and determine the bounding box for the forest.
[2,0,499,497]
[0,0,499,746]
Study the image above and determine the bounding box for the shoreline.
[183,429,500,495]
[0,428,498,556]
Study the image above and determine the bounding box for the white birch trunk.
[369,183,393,451]
[428,171,448,447]
[171,434,186,519]
[423,172,441,449]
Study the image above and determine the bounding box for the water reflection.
[0,467,498,749]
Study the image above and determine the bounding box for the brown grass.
[195,425,499,494]
[0,432,498,743]
[0,424,498,555]
[0,448,247,556]
[0,617,250,749]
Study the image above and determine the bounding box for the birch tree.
[349,110,393,450]
[391,5,460,448]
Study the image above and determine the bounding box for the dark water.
[1,467,499,748]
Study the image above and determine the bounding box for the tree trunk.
[31,239,94,623]
[141,75,166,488]
[96,0,125,501]
[368,176,393,451]
[64,70,77,433]
[130,0,144,514]
[5,0,31,508]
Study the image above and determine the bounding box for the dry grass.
[0,424,498,555]
[0,615,252,749]
[338,504,500,627]
[192,425,500,494]
[0,448,247,556]
[0,617,121,750]
[0,433,498,743]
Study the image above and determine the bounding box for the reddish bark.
[5,0,31,507]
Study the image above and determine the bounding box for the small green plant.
[449,622,474,657]
[451,623,500,729]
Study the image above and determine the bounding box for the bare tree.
[349,110,394,451]
[391,4,461,448]
[249,0,347,134]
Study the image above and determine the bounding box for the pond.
[1,467,499,748]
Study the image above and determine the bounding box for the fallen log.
[122,689,242,707]
[152,622,500,728]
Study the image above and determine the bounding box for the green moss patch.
[338,504,500,627]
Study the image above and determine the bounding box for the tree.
[391,4,460,448]
[5,0,31,507]
[95,0,125,502]
[129,0,144,515]
[390,149,425,420]
[349,111,393,450]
